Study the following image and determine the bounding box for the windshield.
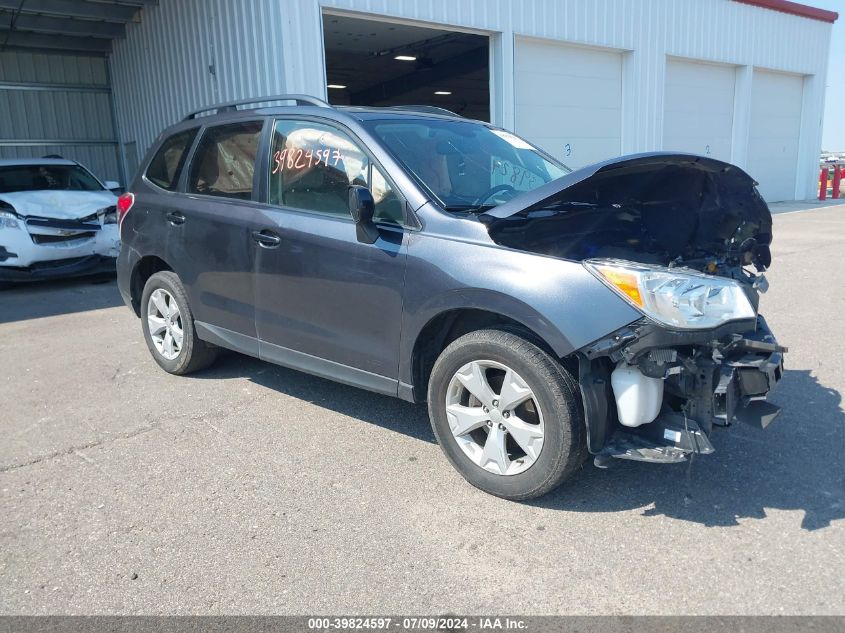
[367,119,569,211]
[0,164,104,194]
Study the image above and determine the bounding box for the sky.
[815,0,844,150]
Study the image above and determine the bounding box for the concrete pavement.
[1,205,843,614]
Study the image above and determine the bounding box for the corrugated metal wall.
[109,0,833,199]
[109,0,295,170]
[0,50,122,183]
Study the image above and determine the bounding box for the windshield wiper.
[442,204,497,213]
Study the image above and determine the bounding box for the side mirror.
[104,181,121,192]
[348,185,379,244]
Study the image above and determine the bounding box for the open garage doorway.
[322,13,490,121]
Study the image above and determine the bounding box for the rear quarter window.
[145,128,198,191]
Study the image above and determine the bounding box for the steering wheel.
[474,184,518,206]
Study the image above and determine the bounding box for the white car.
[0,158,121,282]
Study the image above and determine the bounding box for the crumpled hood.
[481,152,773,270]
[0,190,117,219]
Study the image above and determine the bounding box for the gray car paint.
[117,106,642,403]
[395,201,641,384]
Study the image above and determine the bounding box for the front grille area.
[31,232,96,245]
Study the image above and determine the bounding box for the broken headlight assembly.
[99,206,118,225]
[585,258,756,330]
[0,210,22,230]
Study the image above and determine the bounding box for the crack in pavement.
[0,422,163,473]
[0,394,262,475]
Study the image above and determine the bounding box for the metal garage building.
[1,0,838,201]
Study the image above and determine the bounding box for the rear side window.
[145,128,197,191]
[188,121,263,199]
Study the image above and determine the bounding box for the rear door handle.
[251,229,281,248]
[166,211,186,226]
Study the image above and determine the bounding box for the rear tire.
[141,271,217,375]
[427,328,586,500]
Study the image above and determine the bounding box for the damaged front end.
[481,152,786,465]
[578,315,785,465]
[0,189,119,278]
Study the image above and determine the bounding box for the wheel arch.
[408,303,574,404]
[129,255,173,316]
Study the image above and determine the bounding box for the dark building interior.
[322,14,490,121]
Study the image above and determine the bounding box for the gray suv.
[117,95,785,500]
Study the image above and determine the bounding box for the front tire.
[427,329,585,500]
[140,271,217,375]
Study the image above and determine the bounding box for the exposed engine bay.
[480,153,786,464]
[481,153,773,274]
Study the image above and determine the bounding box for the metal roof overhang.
[0,0,837,59]
[0,0,157,56]
[733,0,838,23]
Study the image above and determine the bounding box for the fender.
[405,287,574,357]
[398,228,642,389]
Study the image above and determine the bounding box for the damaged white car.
[0,158,120,282]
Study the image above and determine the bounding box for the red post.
[833,165,842,200]
[819,166,828,200]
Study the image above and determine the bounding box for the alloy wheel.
[146,288,183,361]
[445,359,545,476]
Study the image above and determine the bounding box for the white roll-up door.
[748,70,804,202]
[514,38,623,169]
[663,58,735,162]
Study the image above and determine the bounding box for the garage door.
[748,70,804,202]
[663,58,735,162]
[514,38,622,169]
[0,50,121,184]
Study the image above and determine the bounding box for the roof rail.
[383,105,462,117]
[183,94,331,121]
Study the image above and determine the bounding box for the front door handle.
[251,229,281,248]
[166,211,186,226]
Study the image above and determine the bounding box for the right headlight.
[585,258,756,330]
[0,210,21,230]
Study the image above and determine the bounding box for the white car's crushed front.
[0,161,120,276]
[0,190,119,267]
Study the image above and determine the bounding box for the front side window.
[146,128,197,191]
[0,163,103,193]
[269,119,403,224]
[188,121,262,199]
[366,119,569,212]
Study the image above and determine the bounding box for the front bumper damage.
[577,315,786,465]
[0,254,116,282]
[0,212,119,281]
